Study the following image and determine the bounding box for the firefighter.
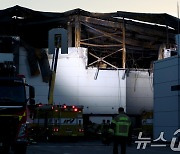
[100,119,106,133]
[110,107,131,154]
[105,120,112,145]
[101,119,110,145]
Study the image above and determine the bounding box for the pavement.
[126,144,177,154]
[26,139,179,154]
[82,141,178,154]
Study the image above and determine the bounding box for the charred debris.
[0,5,179,72]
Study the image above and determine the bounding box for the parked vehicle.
[29,104,84,140]
[0,62,35,154]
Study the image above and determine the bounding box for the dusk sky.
[0,0,179,17]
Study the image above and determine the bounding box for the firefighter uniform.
[110,107,131,154]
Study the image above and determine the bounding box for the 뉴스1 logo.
[135,129,180,151]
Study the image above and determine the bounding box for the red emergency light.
[37,103,43,107]
[74,108,78,112]
[63,105,67,109]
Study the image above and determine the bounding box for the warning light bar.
[49,104,84,112]
[78,128,84,132]
[53,128,59,132]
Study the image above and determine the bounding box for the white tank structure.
[19,47,153,116]
[126,71,153,115]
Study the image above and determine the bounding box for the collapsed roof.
[0,5,179,69]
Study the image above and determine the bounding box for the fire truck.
[30,104,84,140]
[27,28,84,140]
[0,62,35,154]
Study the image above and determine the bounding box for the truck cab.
[0,62,35,154]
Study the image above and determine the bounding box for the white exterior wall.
[19,46,154,116]
[154,56,180,141]
[126,71,153,115]
[19,47,126,115]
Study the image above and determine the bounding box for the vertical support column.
[122,19,126,69]
[75,15,81,47]
[166,25,169,47]
[67,22,72,47]
[13,37,20,74]
[48,28,68,105]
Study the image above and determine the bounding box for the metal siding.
[154,56,180,141]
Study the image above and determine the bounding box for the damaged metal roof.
[0,5,178,28]
[0,5,179,69]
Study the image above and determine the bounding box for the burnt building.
[0,6,179,122]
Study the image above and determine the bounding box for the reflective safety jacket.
[111,113,131,137]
